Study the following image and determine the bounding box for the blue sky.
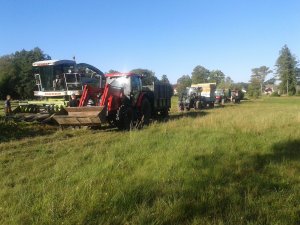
[0,0,299,83]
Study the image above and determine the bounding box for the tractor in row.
[178,83,217,111]
[178,87,202,111]
[12,59,105,120]
[53,72,173,129]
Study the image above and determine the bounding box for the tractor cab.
[105,73,142,104]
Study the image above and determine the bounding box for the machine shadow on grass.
[157,110,209,123]
[170,139,300,223]
[98,110,210,133]
[0,118,57,143]
[250,139,300,169]
[79,139,300,224]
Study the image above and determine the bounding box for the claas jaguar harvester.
[53,72,173,129]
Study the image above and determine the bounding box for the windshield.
[65,73,82,91]
[107,76,131,96]
[215,89,224,96]
[34,64,75,91]
[65,73,78,83]
[107,76,130,88]
[187,87,201,96]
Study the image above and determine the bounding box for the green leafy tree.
[107,69,119,74]
[296,67,300,80]
[251,66,272,94]
[160,74,170,83]
[191,65,210,84]
[275,45,298,95]
[296,67,300,94]
[130,68,158,85]
[264,77,276,85]
[0,47,50,99]
[176,75,192,95]
[209,70,225,86]
[232,82,248,91]
[218,76,234,89]
[248,76,261,98]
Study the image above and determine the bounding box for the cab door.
[130,76,142,105]
[35,74,42,91]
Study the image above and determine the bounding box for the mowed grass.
[1,97,300,225]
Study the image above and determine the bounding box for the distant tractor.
[53,73,173,129]
[191,83,216,108]
[215,89,225,105]
[178,87,202,111]
[231,89,242,104]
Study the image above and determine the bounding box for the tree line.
[248,45,300,97]
[176,66,241,95]
[0,48,50,99]
[1,45,298,100]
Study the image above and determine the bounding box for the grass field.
[1,97,300,225]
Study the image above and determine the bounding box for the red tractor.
[53,73,172,129]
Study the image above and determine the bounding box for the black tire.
[124,107,133,130]
[195,101,201,110]
[160,108,169,117]
[116,105,133,130]
[140,98,151,126]
[179,102,184,111]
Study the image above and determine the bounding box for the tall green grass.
[1,97,300,224]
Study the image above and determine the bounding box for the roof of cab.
[32,59,75,67]
[105,72,140,77]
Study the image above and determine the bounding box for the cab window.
[131,76,141,93]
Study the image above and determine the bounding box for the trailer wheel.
[178,102,184,111]
[160,109,169,117]
[141,98,151,126]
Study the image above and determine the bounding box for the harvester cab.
[32,60,105,99]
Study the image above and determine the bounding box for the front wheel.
[140,98,151,127]
[195,101,201,110]
[116,105,133,130]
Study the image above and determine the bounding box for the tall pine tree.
[275,45,298,95]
